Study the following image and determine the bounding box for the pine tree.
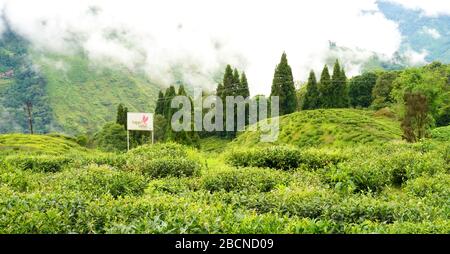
[155,91,165,115]
[223,65,234,96]
[232,68,240,96]
[318,65,332,108]
[330,60,348,108]
[163,85,177,119]
[302,70,320,110]
[270,52,298,115]
[240,72,250,98]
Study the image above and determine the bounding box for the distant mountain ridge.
[378,1,450,63]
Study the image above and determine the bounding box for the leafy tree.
[318,65,332,108]
[94,122,127,152]
[302,70,320,110]
[270,52,297,115]
[371,72,398,109]
[401,92,431,142]
[348,72,378,108]
[392,66,449,125]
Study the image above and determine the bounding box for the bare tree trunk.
[25,101,34,134]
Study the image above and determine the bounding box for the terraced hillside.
[232,109,402,148]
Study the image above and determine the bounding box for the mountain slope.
[0,30,158,135]
[231,109,402,148]
[32,51,158,134]
[378,1,450,63]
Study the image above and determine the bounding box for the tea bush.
[201,167,291,193]
[48,165,148,198]
[135,157,201,178]
[127,142,187,159]
[226,146,347,170]
[404,173,450,198]
[125,143,201,178]
[4,155,72,173]
[226,146,303,170]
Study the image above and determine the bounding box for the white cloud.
[422,27,441,39]
[385,0,450,16]
[0,0,405,95]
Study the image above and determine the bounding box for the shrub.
[4,155,72,172]
[404,173,450,198]
[49,165,147,198]
[72,153,127,168]
[147,177,200,194]
[126,143,201,178]
[201,167,290,193]
[226,146,346,170]
[127,142,187,159]
[129,157,200,178]
[226,146,302,170]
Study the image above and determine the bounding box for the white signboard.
[127,112,153,131]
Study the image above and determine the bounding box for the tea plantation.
[0,124,449,233]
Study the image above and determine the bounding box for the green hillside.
[231,109,402,148]
[32,52,158,134]
[0,30,159,135]
[0,134,87,155]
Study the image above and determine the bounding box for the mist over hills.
[0,1,448,135]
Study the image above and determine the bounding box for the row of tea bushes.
[324,150,447,193]
[226,146,347,170]
[1,142,202,179]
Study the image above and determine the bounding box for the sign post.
[127,112,154,151]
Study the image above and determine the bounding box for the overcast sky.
[0,0,448,95]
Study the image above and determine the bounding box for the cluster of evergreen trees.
[215,65,250,138]
[302,59,348,110]
[154,85,200,147]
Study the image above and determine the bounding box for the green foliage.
[48,165,147,198]
[125,143,201,178]
[0,30,53,133]
[231,109,402,148]
[348,72,378,108]
[4,155,72,173]
[371,72,398,109]
[201,167,290,193]
[330,59,348,108]
[116,103,128,129]
[401,92,431,142]
[318,65,332,108]
[93,122,127,152]
[0,134,87,155]
[226,146,302,170]
[0,133,449,234]
[431,125,450,141]
[271,53,298,115]
[302,71,320,110]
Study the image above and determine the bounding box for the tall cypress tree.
[232,68,240,96]
[155,91,165,115]
[303,70,320,110]
[331,59,348,108]
[240,72,250,98]
[223,65,234,97]
[270,52,297,115]
[163,86,177,119]
[318,65,332,108]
